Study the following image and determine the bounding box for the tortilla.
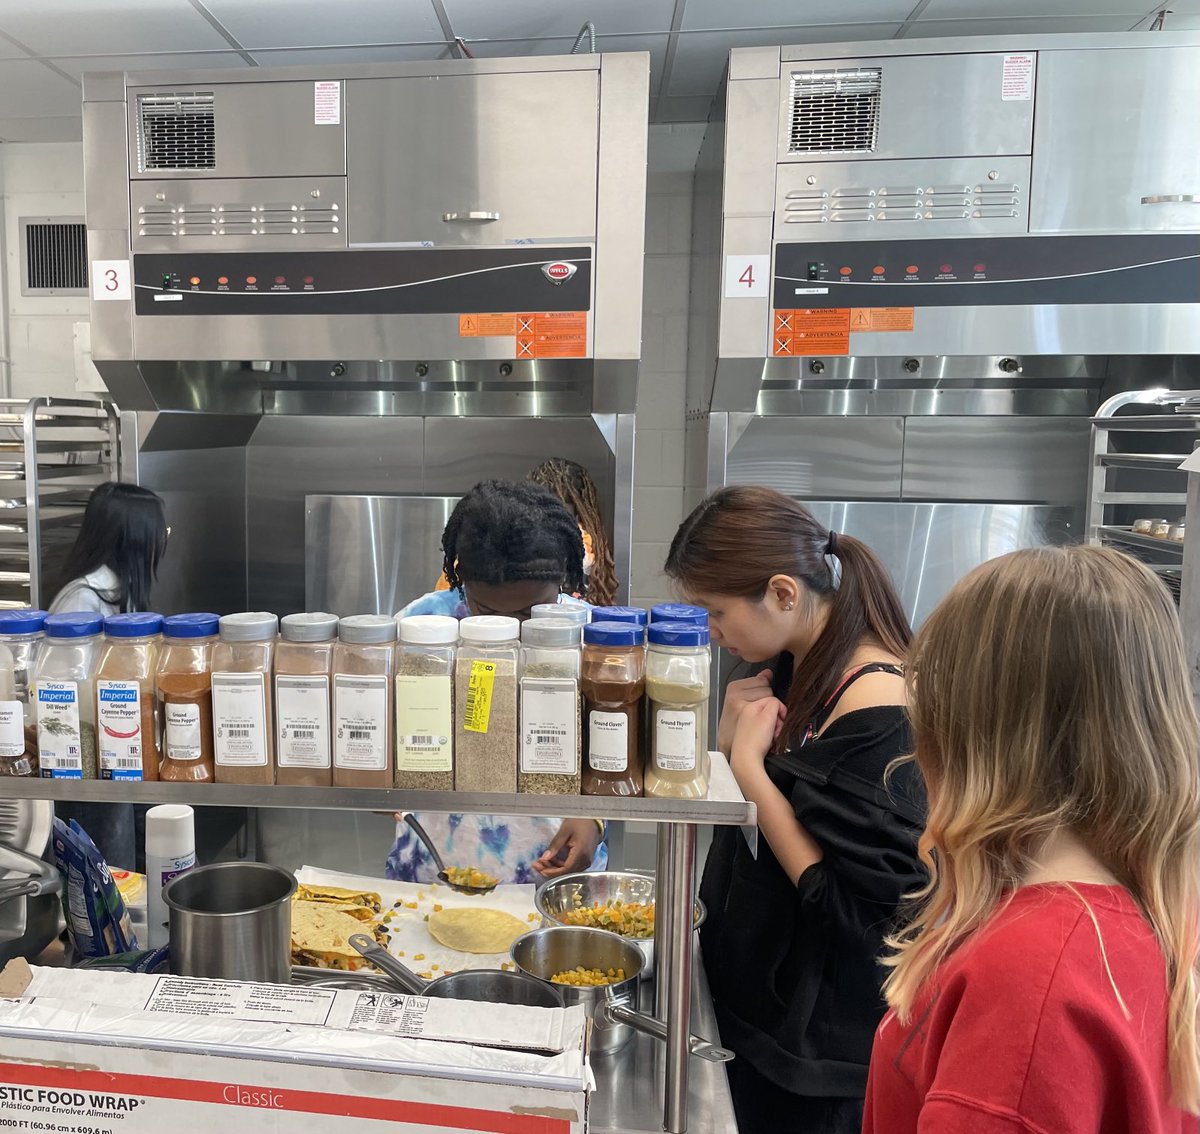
[427,907,530,955]
[295,884,382,915]
[291,900,384,970]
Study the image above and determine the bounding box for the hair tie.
[826,530,839,556]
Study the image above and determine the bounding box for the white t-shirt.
[48,566,122,617]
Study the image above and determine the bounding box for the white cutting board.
[295,865,541,979]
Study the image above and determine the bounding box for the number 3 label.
[724,254,769,299]
[91,259,131,301]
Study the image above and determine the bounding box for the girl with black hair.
[50,482,168,615]
[390,479,606,882]
[664,486,926,1134]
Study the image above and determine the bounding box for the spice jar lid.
[591,606,649,627]
[220,611,279,642]
[163,612,220,639]
[584,621,644,647]
[459,615,520,643]
[281,612,339,642]
[531,602,590,626]
[650,603,708,626]
[104,612,164,638]
[522,617,582,648]
[0,609,47,635]
[44,612,104,639]
[648,621,711,647]
[399,615,459,645]
[339,614,398,644]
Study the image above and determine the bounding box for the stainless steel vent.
[19,217,87,295]
[789,68,882,153]
[136,92,215,172]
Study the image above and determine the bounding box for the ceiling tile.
[906,16,1148,37]
[682,0,916,31]
[445,0,674,39]
[250,45,447,67]
[0,115,83,142]
[465,34,669,96]
[201,0,444,50]
[668,24,902,97]
[0,59,81,117]
[0,0,231,55]
[920,0,1149,15]
[51,52,250,81]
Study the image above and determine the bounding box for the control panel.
[774,234,1200,308]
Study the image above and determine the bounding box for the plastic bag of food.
[77,946,169,974]
[51,817,138,958]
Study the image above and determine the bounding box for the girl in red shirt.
[864,545,1200,1134]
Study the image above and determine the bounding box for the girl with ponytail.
[665,486,926,1134]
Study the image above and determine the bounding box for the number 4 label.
[91,259,131,301]
[724,254,769,298]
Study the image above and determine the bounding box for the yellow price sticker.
[463,660,496,734]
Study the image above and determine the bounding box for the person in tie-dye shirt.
[388,479,608,883]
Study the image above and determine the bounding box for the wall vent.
[20,217,87,295]
[136,92,216,172]
[789,68,882,153]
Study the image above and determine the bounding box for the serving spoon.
[399,811,499,895]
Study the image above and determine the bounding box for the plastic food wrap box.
[0,960,590,1133]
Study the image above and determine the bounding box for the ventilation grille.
[137,92,216,172]
[20,218,87,295]
[789,68,882,154]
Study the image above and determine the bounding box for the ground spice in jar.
[580,622,645,797]
[519,618,582,796]
[454,616,520,794]
[157,673,215,782]
[395,615,458,792]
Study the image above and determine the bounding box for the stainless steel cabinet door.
[1031,47,1200,233]
[346,72,599,247]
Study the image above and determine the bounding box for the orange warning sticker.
[849,307,916,333]
[459,313,518,337]
[773,309,850,356]
[520,311,588,359]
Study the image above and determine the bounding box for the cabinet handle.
[442,211,501,222]
[1141,194,1200,205]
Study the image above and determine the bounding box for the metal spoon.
[399,811,499,895]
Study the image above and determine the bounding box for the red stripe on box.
[0,1060,573,1133]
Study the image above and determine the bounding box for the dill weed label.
[36,681,87,779]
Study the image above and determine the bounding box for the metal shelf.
[1090,415,1200,430]
[1097,453,1189,470]
[1095,491,1187,505]
[1097,525,1185,555]
[0,751,756,827]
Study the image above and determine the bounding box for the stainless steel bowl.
[533,870,705,976]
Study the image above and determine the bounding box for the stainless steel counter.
[590,951,737,1134]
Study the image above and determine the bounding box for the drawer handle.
[442,211,501,222]
[1141,194,1199,205]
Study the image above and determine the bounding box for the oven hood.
[82,53,649,416]
[693,32,1200,413]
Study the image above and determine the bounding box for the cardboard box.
[0,962,589,1133]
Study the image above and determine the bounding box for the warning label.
[849,307,916,333]
[1002,53,1034,101]
[459,313,518,337]
[515,311,588,358]
[773,308,849,356]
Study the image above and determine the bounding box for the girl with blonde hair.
[865,545,1200,1133]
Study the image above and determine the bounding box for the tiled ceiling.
[0,0,1194,142]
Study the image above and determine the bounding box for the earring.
[784,603,794,611]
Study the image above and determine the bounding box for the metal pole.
[663,821,697,1133]
[654,821,676,1021]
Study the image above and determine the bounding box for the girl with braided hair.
[390,480,605,882]
[527,457,617,606]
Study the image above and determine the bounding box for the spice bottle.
[591,607,649,634]
[95,613,164,782]
[455,616,520,794]
[275,612,338,788]
[519,617,582,795]
[395,615,457,792]
[0,608,46,776]
[644,621,711,799]
[211,612,278,785]
[650,603,708,627]
[157,613,220,783]
[531,600,591,627]
[32,613,103,780]
[580,621,645,797]
[332,615,396,789]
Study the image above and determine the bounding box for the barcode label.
[349,727,374,740]
[409,735,435,746]
[534,733,565,744]
[292,729,315,740]
[114,756,142,769]
[227,728,251,739]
